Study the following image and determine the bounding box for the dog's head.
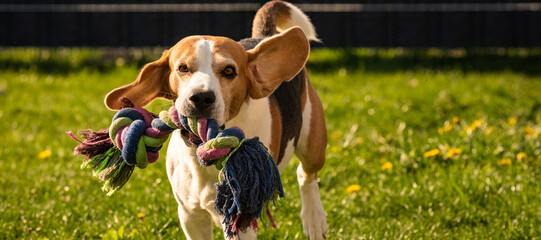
[105,27,309,129]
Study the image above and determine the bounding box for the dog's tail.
[252,0,320,42]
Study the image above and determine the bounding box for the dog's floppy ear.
[246,27,309,99]
[105,50,173,110]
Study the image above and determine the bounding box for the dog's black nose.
[189,91,216,110]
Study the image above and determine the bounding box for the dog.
[104,1,327,239]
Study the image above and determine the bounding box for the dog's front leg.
[167,132,215,240]
[178,204,213,240]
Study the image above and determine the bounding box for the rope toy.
[68,100,284,236]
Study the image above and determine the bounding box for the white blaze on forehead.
[195,39,214,72]
[184,39,216,90]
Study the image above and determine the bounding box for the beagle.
[105,1,327,239]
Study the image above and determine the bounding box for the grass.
[1,47,541,239]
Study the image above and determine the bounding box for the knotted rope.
[68,103,284,236]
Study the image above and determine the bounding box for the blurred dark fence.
[1,1,541,47]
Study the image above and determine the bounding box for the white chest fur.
[226,97,272,147]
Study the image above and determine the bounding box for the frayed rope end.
[214,137,285,237]
[68,129,135,196]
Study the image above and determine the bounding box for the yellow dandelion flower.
[346,184,361,194]
[452,116,460,123]
[423,149,440,158]
[137,212,144,219]
[380,161,393,171]
[438,127,444,135]
[516,152,527,160]
[443,123,453,132]
[331,132,342,141]
[330,146,342,153]
[524,127,538,138]
[446,148,462,157]
[498,158,512,166]
[471,120,483,131]
[508,117,517,126]
[38,150,52,159]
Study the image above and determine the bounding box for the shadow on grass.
[0,48,164,74]
[2,47,541,75]
[307,48,541,75]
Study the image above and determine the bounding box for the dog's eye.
[178,64,189,73]
[222,66,236,79]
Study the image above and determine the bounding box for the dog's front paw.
[301,204,328,240]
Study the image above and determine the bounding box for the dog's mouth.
[175,101,226,147]
[180,129,202,147]
[179,117,225,147]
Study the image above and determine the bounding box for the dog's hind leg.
[294,79,328,240]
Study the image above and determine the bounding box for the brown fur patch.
[105,50,173,110]
[301,79,327,174]
[268,97,283,163]
[252,1,291,39]
[300,68,309,110]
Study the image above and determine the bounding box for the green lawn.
[1,48,541,239]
